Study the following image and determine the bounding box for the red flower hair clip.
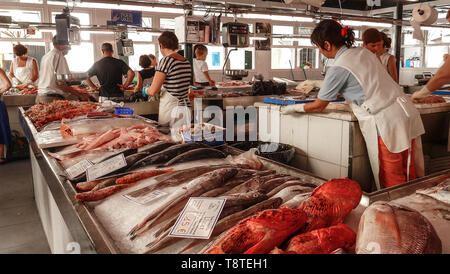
[341,26,349,38]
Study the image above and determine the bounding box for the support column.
[395,3,403,76]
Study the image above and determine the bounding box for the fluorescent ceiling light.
[250,37,269,41]
[341,20,392,28]
[420,26,448,31]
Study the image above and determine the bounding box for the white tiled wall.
[258,106,372,189]
[307,157,341,180]
[307,116,343,166]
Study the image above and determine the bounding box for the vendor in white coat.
[8,44,39,87]
[36,36,89,103]
[282,19,425,189]
[144,31,192,131]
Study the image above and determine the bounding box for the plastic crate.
[114,107,134,115]
[181,123,226,147]
[263,97,345,105]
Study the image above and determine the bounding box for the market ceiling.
[322,0,435,10]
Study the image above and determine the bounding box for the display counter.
[255,100,450,192]
[18,106,450,254]
[18,107,324,253]
[2,94,36,135]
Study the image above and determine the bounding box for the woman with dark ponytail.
[281,19,425,190]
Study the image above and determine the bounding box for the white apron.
[12,57,35,86]
[158,88,192,129]
[334,47,425,189]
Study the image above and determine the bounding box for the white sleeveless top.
[379,52,391,69]
[13,56,36,85]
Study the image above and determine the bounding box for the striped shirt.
[157,56,192,107]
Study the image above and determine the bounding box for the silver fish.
[128,167,238,239]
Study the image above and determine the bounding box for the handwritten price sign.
[86,153,127,181]
[169,197,226,239]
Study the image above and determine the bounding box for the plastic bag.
[6,130,29,161]
[226,148,263,170]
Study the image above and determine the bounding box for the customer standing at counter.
[282,19,425,190]
[134,55,155,94]
[144,31,192,128]
[377,32,398,83]
[9,44,39,87]
[37,36,89,103]
[149,54,157,68]
[0,68,12,164]
[86,43,135,102]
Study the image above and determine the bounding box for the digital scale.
[222,22,250,48]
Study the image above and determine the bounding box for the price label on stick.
[86,153,127,181]
[65,159,93,180]
[169,197,226,239]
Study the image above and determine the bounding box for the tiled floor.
[0,159,51,254]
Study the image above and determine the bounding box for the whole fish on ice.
[355,201,442,254]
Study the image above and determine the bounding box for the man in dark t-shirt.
[86,43,135,101]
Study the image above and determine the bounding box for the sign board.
[111,10,142,27]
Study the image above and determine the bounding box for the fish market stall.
[18,103,450,253]
[16,100,450,253]
[256,96,450,193]
[2,87,37,135]
[18,104,331,253]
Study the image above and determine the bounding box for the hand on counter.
[280,104,305,114]
[117,84,128,92]
[411,86,432,103]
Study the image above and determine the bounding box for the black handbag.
[6,130,29,161]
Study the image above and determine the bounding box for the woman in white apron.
[144,31,193,137]
[282,19,425,190]
[9,44,39,87]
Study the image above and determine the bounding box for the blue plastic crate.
[264,97,345,105]
[114,107,134,115]
[433,90,450,96]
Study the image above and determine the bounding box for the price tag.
[58,146,82,156]
[169,197,226,239]
[65,159,93,180]
[123,189,168,205]
[86,153,127,181]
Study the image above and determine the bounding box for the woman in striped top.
[145,31,192,128]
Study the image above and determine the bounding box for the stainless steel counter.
[19,107,121,253]
[18,108,327,254]
[18,104,450,254]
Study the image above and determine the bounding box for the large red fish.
[298,178,362,232]
[270,223,356,254]
[204,207,307,254]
